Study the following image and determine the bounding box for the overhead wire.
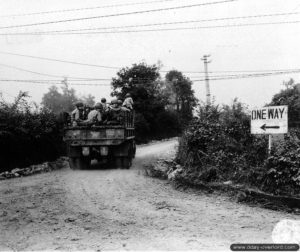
[0,79,112,82]
[0,0,183,18]
[1,54,300,77]
[1,68,300,86]
[189,69,300,78]
[193,69,300,81]
[0,51,120,70]
[0,0,237,30]
[0,80,111,86]
[0,62,109,80]
[18,20,300,35]
[2,11,299,35]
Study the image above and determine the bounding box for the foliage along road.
[0,139,298,250]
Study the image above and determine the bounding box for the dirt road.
[0,139,298,250]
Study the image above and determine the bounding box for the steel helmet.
[101,98,106,103]
[125,93,131,98]
[117,99,123,105]
[94,103,103,109]
[75,101,84,108]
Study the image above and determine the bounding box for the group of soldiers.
[71,93,133,126]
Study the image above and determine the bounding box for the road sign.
[251,105,288,134]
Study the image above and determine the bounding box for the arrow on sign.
[260,124,280,131]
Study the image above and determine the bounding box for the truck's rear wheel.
[69,157,90,170]
[114,157,123,169]
[132,140,136,158]
[122,157,132,169]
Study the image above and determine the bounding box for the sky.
[0,0,300,109]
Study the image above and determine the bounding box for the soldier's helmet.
[94,103,103,109]
[75,101,84,108]
[125,93,131,98]
[117,100,123,105]
[101,98,106,103]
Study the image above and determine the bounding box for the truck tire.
[114,157,123,169]
[69,157,90,170]
[122,157,132,169]
[132,140,136,158]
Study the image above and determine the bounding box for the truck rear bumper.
[67,139,125,146]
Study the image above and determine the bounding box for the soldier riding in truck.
[63,98,135,170]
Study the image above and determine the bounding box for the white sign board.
[251,106,288,134]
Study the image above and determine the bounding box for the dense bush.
[176,100,300,196]
[0,92,65,172]
[262,130,300,195]
[177,101,268,178]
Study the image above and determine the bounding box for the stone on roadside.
[175,164,182,170]
[144,162,169,179]
[237,191,247,202]
[11,168,22,174]
[167,167,182,181]
[65,217,76,223]
[33,166,43,173]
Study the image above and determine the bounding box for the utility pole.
[201,55,211,106]
[62,77,68,89]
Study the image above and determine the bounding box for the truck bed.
[63,125,135,146]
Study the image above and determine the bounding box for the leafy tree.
[41,84,95,114]
[111,63,180,142]
[111,62,165,110]
[81,94,95,107]
[41,86,65,114]
[269,78,300,127]
[165,70,198,122]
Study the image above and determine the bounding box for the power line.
[0,0,182,18]
[0,62,114,80]
[193,69,300,81]
[0,78,165,83]
[3,20,298,36]
[1,68,300,86]
[0,51,197,74]
[28,20,300,35]
[1,53,300,77]
[0,79,112,82]
[0,63,90,79]
[202,68,300,73]
[0,80,111,86]
[188,69,300,78]
[0,0,237,30]
[2,51,300,76]
[2,11,299,35]
[0,51,120,69]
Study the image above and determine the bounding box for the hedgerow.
[0,92,65,172]
[263,130,300,195]
[176,100,300,197]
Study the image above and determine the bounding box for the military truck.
[63,111,135,170]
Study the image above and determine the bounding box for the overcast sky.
[0,0,300,109]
